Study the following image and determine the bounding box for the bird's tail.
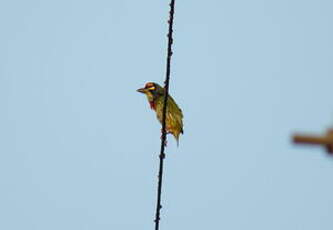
[174,133,180,147]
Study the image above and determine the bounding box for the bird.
[137,82,184,146]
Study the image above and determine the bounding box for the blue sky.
[1,0,333,229]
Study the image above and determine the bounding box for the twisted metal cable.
[154,0,176,229]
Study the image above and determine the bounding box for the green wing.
[167,95,183,133]
[155,95,183,133]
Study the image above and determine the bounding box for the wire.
[154,0,176,229]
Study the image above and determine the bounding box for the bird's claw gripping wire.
[160,134,167,147]
[160,129,170,147]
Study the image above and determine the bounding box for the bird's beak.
[137,87,147,94]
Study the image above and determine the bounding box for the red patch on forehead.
[145,82,154,88]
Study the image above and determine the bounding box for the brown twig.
[154,1,176,229]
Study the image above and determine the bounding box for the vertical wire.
[154,1,176,229]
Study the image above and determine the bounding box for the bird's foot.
[160,134,168,147]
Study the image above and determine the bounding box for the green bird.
[137,82,184,145]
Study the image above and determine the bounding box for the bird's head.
[137,82,164,102]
